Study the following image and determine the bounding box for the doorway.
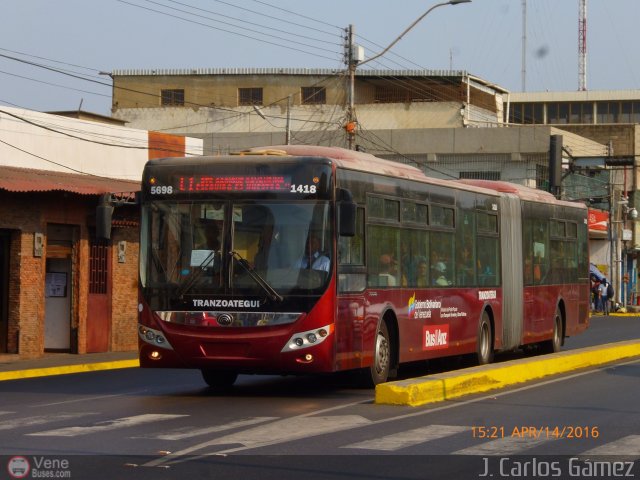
[0,230,10,353]
[44,258,71,350]
[86,236,111,353]
[44,224,76,352]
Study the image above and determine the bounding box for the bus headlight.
[138,324,174,350]
[282,325,333,352]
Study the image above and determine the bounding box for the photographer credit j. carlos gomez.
[479,456,636,478]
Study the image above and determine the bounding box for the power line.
[115,0,340,62]
[0,69,111,100]
[248,0,342,30]
[160,0,339,46]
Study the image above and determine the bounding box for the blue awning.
[590,263,606,281]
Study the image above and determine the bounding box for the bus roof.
[153,145,585,211]
[242,146,585,208]
[243,145,427,181]
[456,179,587,209]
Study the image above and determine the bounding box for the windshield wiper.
[230,251,283,303]
[174,250,216,299]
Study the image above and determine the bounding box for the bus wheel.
[369,321,391,386]
[543,309,563,354]
[201,370,238,388]
[476,311,494,365]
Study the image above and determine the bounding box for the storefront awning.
[0,165,140,195]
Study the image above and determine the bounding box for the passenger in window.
[433,261,450,286]
[457,246,474,285]
[430,249,451,286]
[416,260,429,287]
[378,254,397,286]
[295,233,330,272]
[192,223,221,271]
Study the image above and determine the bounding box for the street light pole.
[359,0,472,68]
[345,0,472,149]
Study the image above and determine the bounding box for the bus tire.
[476,311,494,365]
[201,370,238,388]
[543,309,563,354]
[367,320,391,386]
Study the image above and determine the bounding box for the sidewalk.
[0,351,139,382]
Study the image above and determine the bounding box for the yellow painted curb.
[375,340,640,407]
[0,359,140,382]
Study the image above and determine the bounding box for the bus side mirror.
[337,188,356,237]
[96,194,114,240]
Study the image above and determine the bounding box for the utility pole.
[344,1,471,149]
[346,24,356,150]
[285,95,291,145]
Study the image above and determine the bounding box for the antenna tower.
[578,0,587,91]
[521,0,527,92]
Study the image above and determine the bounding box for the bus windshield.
[140,200,332,298]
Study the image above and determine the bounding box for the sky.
[2,0,639,116]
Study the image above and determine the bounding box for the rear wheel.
[543,309,563,353]
[201,370,238,388]
[476,311,494,365]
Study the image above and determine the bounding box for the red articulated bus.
[135,145,590,387]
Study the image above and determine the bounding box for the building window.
[620,102,632,123]
[301,86,326,105]
[596,101,620,123]
[161,89,185,106]
[547,102,569,124]
[581,102,593,124]
[633,102,640,123]
[89,238,109,294]
[239,87,263,106]
[523,103,543,124]
[508,103,523,123]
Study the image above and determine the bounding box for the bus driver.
[295,233,330,272]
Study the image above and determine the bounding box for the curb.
[375,340,640,407]
[0,359,140,382]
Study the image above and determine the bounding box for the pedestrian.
[590,279,599,312]
[606,281,615,313]
[598,280,609,315]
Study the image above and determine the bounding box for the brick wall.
[0,190,139,357]
[110,226,139,351]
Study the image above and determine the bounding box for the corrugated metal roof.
[111,67,469,78]
[0,165,140,195]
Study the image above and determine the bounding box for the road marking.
[343,424,470,451]
[0,413,99,431]
[27,414,187,437]
[142,358,640,466]
[144,414,371,467]
[453,435,556,455]
[581,435,640,457]
[137,417,278,440]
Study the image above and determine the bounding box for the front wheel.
[201,370,238,388]
[357,321,391,388]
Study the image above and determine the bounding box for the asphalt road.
[0,315,638,479]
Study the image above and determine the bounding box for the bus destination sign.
[176,175,293,192]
